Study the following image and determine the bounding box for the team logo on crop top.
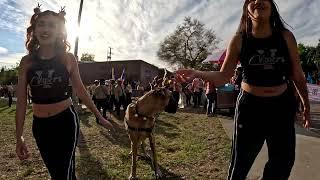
[30,69,63,88]
[249,49,285,69]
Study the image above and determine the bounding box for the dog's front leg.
[129,142,138,180]
[149,135,162,179]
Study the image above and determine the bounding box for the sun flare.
[66,14,96,52]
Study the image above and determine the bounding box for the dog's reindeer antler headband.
[58,6,66,17]
[162,68,168,87]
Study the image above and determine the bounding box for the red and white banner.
[307,84,320,102]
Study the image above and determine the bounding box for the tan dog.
[124,86,177,180]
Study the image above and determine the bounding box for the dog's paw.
[155,170,163,179]
[128,174,138,180]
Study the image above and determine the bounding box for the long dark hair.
[25,7,70,56]
[237,0,290,35]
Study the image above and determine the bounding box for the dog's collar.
[134,102,154,121]
[124,118,154,133]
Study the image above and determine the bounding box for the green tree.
[0,66,18,85]
[298,41,320,74]
[80,53,95,62]
[157,17,220,70]
[313,40,320,70]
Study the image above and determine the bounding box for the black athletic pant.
[172,91,180,107]
[193,92,201,107]
[228,89,296,180]
[32,106,79,180]
[109,95,115,111]
[206,92,216,115]
[96,98,108,118]
[126,92,132,106]
[92,95,97,106]
[8,93,12,107]
[115,95,126,116]
[185,93,191,106]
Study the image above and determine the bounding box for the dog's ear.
[158,88,165,96]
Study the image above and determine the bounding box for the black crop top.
[239,31,291,86]
[27,55,71,104]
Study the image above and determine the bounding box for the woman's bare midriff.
[241,82,288,97]
[32,98,72,118]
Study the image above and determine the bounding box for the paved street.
[220,101,320,180]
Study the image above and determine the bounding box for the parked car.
[216,83,236,113]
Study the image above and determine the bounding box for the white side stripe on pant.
[229,89,244,179]
[68,107,79,180]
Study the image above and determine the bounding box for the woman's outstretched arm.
[176,33,241,86]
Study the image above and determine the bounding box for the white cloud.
[0,53,25,68]
[1,0,319,70]
[0,47,8,54]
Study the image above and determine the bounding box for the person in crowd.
[136,81,145,95]
[89,80,99,106]
[183,83,193,106]
[171,77,182,108]
[205,81,217,117]
[124,80,133,106]
[198,78,205,107]
[314,72,320,85]
[93,79,110,122]
[0,85,3,97]
[104,79,111,112]
[109,79,116,112]
[15,5,113,180]
[7,83,14,107]
[114,79,126,116]
[191,78,201,107]
[27,85,32,104]
[176,0,310,179]
[2,86,8,99]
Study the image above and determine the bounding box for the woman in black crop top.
[15,5,113,179]
[176,0,310,179]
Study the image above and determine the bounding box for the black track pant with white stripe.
[32,106,79,180]
[228,89,296,180]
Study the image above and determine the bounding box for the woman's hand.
[175,69,198,83]
[303,107,311,129]
[16,137,29,160]
[98,116,114,130]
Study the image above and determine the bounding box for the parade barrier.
[307,83,320,102]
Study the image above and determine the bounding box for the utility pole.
[107,47,112,79]
[74,0,84,60]
[72,0,84,113]
[107,47,112,61]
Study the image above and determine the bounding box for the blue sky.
[0,0,319,69]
